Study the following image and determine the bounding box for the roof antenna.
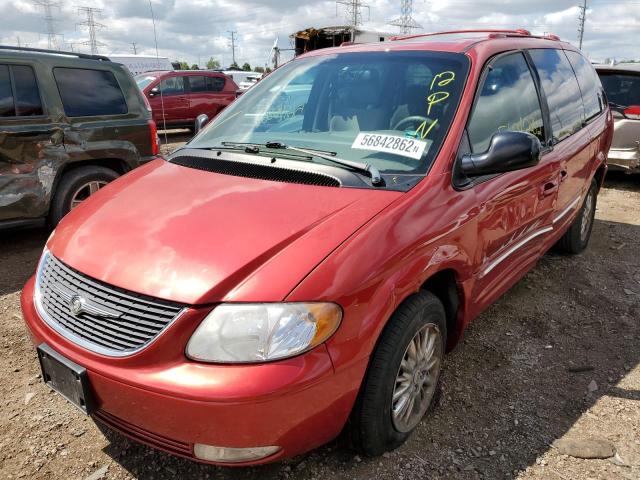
[148,0,168,147]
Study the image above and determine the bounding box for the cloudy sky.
[1,0,638,68]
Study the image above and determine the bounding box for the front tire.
[556,179,597,254]
[49,166,120,226]
[349,291,447,456]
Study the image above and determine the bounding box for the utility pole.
[131,42,138,54]
[227,30,237,66]
[577,0,587,50]
[389,0,422,34]
[77,7,105,55]
[33,0,60,49]
[336,0,370,43]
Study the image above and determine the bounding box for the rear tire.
[349,291,447,456]
[556,179,597,254]
[49,166,120,226]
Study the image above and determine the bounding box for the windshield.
[189,51,469,175]
[135,75,157,90]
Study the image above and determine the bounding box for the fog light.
[193,444,281,463]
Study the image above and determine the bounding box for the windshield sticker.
[352,133,428,160]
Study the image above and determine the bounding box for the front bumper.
[21,276,364,465]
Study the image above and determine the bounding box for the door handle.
[560,169,568,183]
[540,180,559,198]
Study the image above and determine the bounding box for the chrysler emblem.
[70,295,85,316]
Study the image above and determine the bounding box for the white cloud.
[0,0,638,65]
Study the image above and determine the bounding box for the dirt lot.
[1,157,638,479]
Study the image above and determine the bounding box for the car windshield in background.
[598,71,640,107]
[189,51,469,175]
[135,75,156,90]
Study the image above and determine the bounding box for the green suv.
[0,46,158,229]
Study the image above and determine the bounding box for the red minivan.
[135,70,238,130]
[22,30,612,465]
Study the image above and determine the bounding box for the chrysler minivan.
[22,29,612,465]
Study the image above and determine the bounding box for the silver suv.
[596,63,640,173]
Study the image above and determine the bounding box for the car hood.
[49,159,401,305]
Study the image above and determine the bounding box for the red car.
[135,70,238,130]
[22,29,612,465]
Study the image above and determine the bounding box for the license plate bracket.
[37,343,96,415]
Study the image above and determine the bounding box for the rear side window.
[207,76,225,92]
[188,76,207,92]
[54,68,127,117]
[529,49,584,142]
[565,50,603,120]
[598,71,640,107]
[0,64,43,117]
[468,52,545,153]
[158,76,185,95]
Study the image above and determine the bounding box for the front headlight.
[185,303,342,363]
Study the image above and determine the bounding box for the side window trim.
[2,63,46,119]
[523,50,553,150]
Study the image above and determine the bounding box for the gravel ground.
[0,162,638,480]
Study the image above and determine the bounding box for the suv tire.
[49,166,120,226]
[349,291,447,456]
[556,179,598,254]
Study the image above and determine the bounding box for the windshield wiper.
[221,141,382,185]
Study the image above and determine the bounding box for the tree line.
[172,57,271,73]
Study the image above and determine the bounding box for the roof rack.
[0,45,110,61]
[391,29,532,42]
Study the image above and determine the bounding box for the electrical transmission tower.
[577,0,587,50]
[227,31,237,66]
[131,42,138,54]
[78,7,106,54]
[33,0,60,49]
[389,0,422,34]
[336,0,370,27]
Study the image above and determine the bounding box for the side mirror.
[460,131,541,177]
[194,114,209,134]
[149,87,159,97]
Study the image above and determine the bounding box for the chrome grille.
[35,251,185,356]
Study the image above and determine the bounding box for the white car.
[596,64,640,174]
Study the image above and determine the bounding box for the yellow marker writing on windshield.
[430,71,456,90]
[426,91,449,116]
[416,118,438,139]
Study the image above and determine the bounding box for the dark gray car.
[0,46,158,229]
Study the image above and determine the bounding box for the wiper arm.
[219,141,383,185]
[264,142,383,186]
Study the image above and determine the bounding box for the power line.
[336,0,370,27]
[33,0,60,49]
[578,0,588,49]
[77,6,106,54]
[227,30,237,65]
[389,0,423,34]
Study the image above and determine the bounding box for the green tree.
[206,57,220,69]
[254,66,265,73]
[242,62,252,71]
[265,66,272,73]
[176,61,189,70]
[191,64,199,70]
[229,61,241,71]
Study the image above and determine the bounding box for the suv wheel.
[556,179,598,254]
[349,291,446,456]
[49,166,120,226]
